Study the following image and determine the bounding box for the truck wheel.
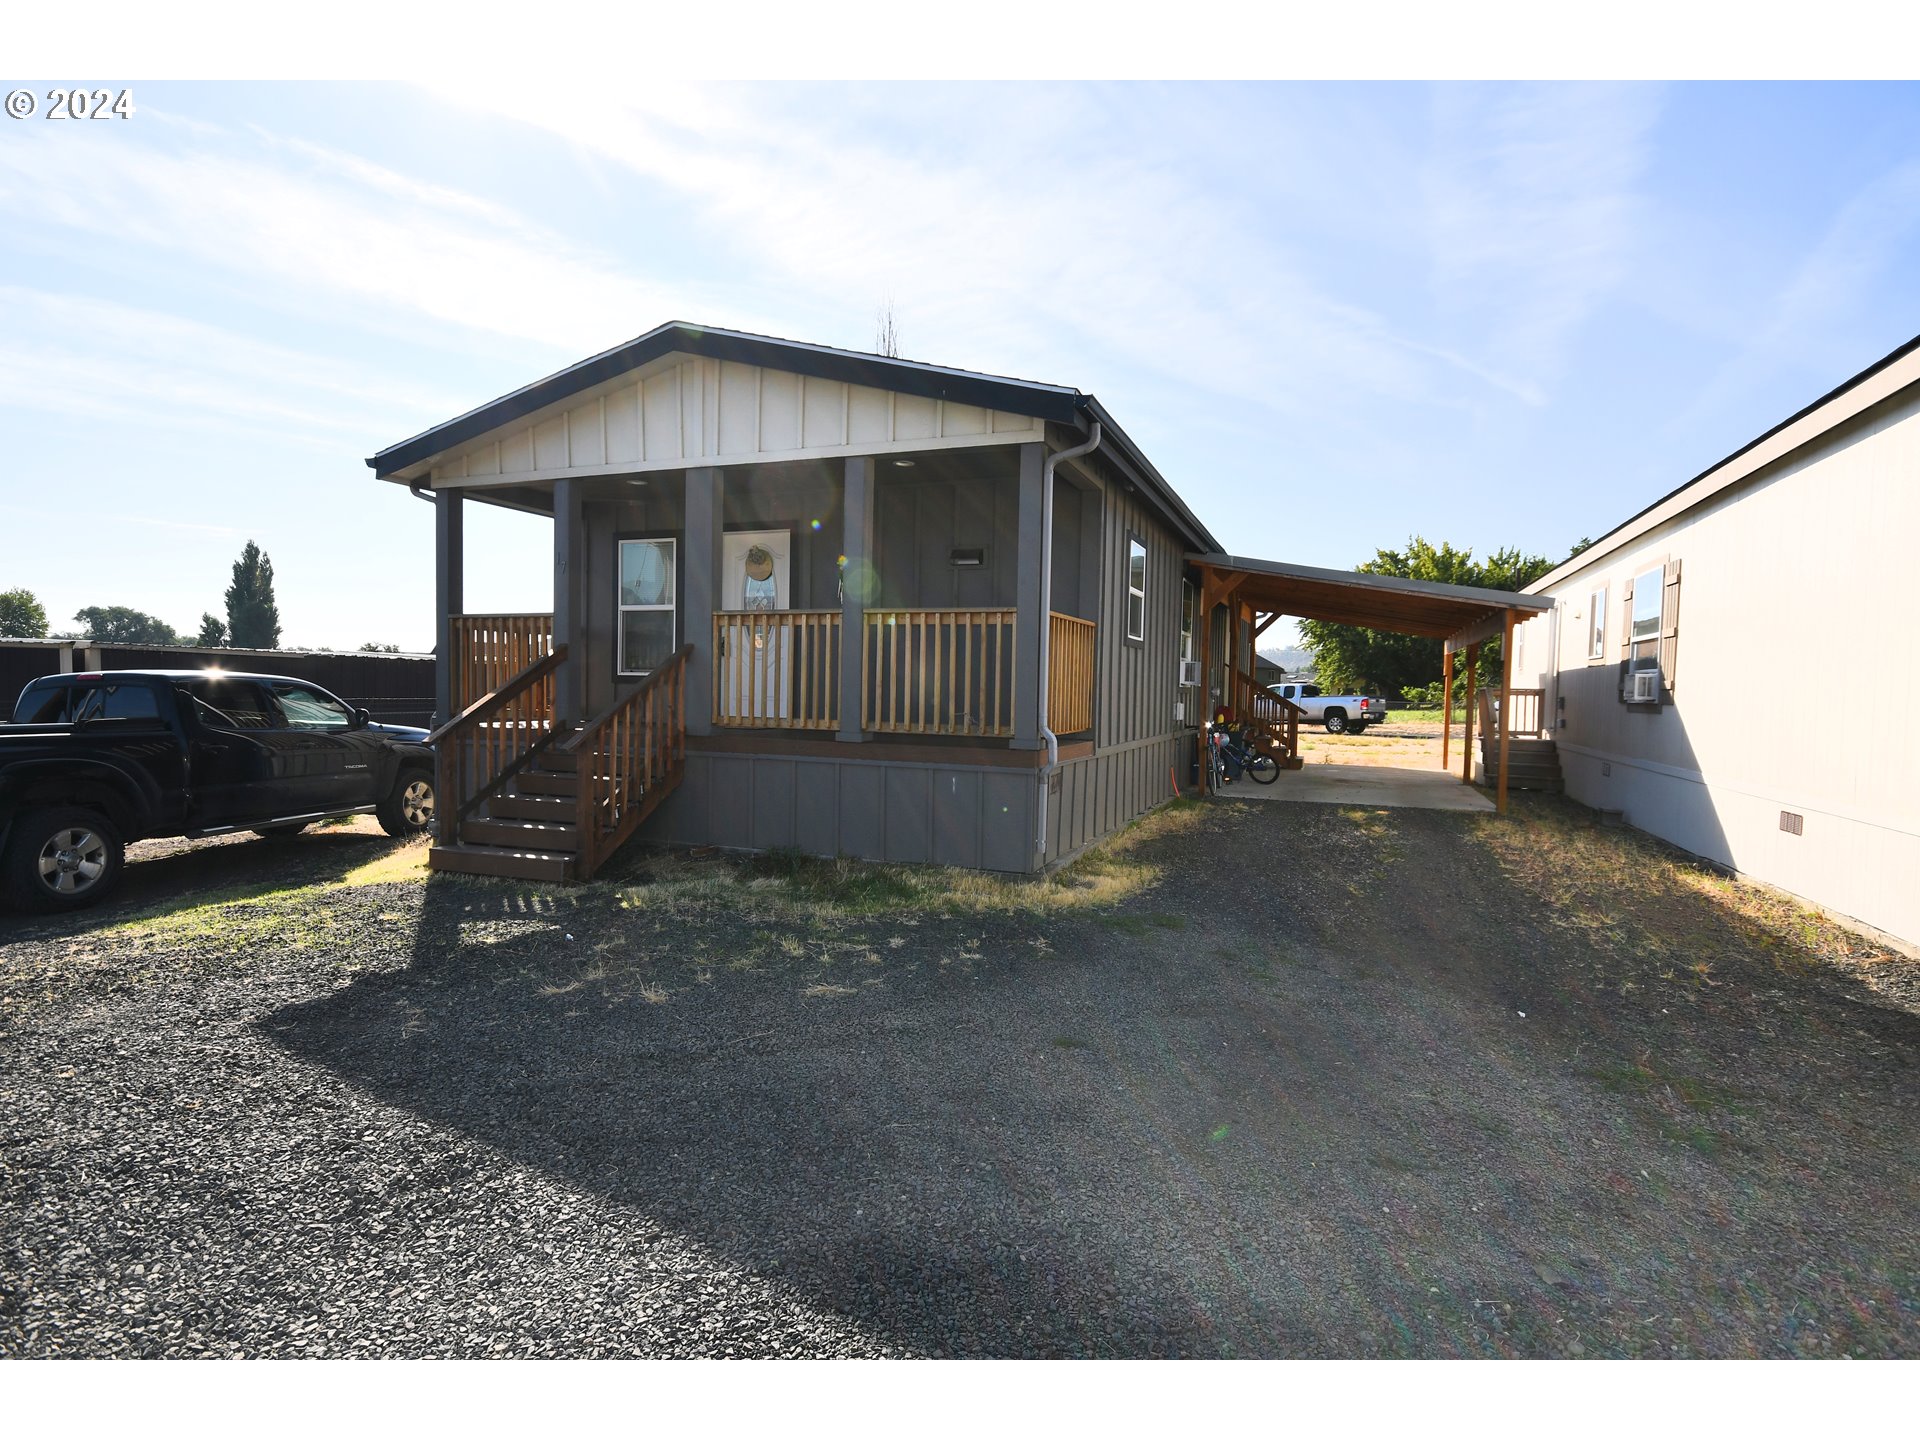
[253,822,311,839]
[4,806,125,913]
[378,769,436,838]
[1323,709,1349,734]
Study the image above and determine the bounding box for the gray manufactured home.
[369,324,1225,882]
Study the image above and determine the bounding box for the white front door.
[717,529,793,722]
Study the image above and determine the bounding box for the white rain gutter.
[1035,420,1102,858]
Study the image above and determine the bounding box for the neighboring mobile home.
[369,324,1223,881]
[1512,333,1920,950]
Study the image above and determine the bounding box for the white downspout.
[1035,419,1102,859]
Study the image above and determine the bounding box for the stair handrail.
[1247,688,1306,765]
[429,645,567,828]
[562,644,692,879]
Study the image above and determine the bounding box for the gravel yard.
[2,798,1916,1358]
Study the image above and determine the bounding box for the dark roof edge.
[1190,552,1553,611]
[367,322,1083,478]
[1529,328,1920,592]
[1071,399,1222,553]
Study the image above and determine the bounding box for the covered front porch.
[423,440,1103,881]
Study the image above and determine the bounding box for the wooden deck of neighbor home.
[427,610,1098,882]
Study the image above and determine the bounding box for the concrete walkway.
[1219,761,1494,812]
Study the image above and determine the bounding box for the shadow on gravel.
[0,828,406,942]
[261,800,1920,1358]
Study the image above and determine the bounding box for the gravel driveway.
[2,800,1915,1357]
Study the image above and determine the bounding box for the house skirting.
[644,730,1193,874]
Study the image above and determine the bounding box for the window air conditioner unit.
[1178,660,1201,687]
[1626,670,1659,704]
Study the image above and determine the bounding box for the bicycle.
[1206,722,1279,787]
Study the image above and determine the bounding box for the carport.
[1190,554,1554,812]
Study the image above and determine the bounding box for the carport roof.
[1188,553,1550,644]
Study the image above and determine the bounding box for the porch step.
[489,792,575,822]
[514,769,581,797]
[529,748,577,773]
[461,817,581,852]
[1481,735,1565,792]
[428,842,573,882]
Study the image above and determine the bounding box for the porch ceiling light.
[892,458,916,468]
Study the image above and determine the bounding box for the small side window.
[14,684,79,724]
[1125,536,1147,643]
[1588,586,1607,660]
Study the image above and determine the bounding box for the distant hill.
[1256,646,1314,675]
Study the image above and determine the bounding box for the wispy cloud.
[0,503,239,538]
[1422,83,1663,395]
[0,125,692,356]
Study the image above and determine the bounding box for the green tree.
[358,641,401,653]
[74,606,181,646]
[1298,536,1555,698]
[0,587,48,638]
[196,612,228,647]
[225,540,282,650]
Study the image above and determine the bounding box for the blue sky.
[3,80,1918,650]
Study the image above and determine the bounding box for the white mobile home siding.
[1519,384,1920,948]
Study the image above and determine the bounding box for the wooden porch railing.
[1482,687,1546,741]
[1248,687,1305,767]
[1047,611,1095,736]
[450,613,554,715]
[712,610,841,730]
[565,643,691,880]
[426,645,565,828]
[863,608,1016,736]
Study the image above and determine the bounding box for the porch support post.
[684,467,724,737]
[837,455,873,742]
[434,487,463,726]
[1461,642,1479,785]
[552,477,585,725]
[1011,441,1045,749]
[1196,570,1214,794]
[1497,608,1515,815]
[1441,645,1454,772]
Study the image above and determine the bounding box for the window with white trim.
[1587,586,1607,659]
[617,537,677,675]
[1628,565,1663,669]
[1180,577,1195,664]
[1126,536,1147,643]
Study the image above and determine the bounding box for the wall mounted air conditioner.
[1178,660,1201,687]
[1626,670,1659,704]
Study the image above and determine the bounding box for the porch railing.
[450,613,554,715]
[1483,687,1547,740]
[565,644,691,880]
[427,645,565,828]
[1047,611,1096,736]
[712,610,841,730]
[1248,687,1305,766]
[863,608,1016,736]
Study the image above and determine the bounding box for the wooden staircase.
[425,643,691,884]
[1479,735,1564,793]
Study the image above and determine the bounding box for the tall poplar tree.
[225,540,282,650]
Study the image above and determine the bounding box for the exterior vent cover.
[1178,659,1201,687]
[1780,810,1804,836]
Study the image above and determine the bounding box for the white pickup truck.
[1267,682,1386,734]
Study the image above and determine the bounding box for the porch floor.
[1218,761,1494,812]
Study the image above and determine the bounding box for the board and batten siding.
[426,355,1047,486]
[1522,381,1920,948]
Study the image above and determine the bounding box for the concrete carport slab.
[1217,761,1494,811]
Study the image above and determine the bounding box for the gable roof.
[367,320,1218,551]
[1527,329,1920,594]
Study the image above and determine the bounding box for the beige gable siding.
[425,355,1047,485]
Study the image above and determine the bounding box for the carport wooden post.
[1496,607,1516,815]
[1195,569,1215,793]
[1441,645,1455,771]
[1460,643,1478,785]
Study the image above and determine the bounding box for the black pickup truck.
[0,670,436,912]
